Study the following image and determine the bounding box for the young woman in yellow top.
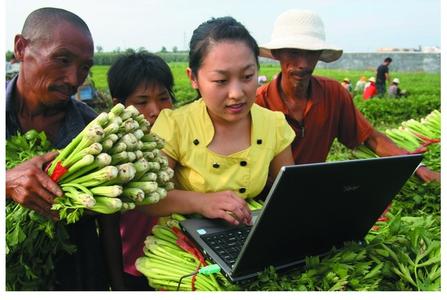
[145,17,295,225]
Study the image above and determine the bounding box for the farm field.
[91,63,440,161]
[89,63,441,291]
[6,63,440,291]
[92,64,442,290]
[91,63,440,116]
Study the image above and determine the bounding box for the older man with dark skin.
[256,9,440,183]
[5,7,123,290]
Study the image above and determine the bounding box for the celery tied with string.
[135,214,227,291]
[44,103,175,223]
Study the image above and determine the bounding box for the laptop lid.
[181,154,422,282]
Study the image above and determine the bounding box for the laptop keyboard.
[201,226,251,266]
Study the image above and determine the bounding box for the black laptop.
[180,154,423,282]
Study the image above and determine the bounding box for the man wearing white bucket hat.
[388,78,406,98]
[256,9,439,182]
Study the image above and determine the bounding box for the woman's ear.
[186,68,199,89]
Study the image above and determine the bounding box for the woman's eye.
[213,80,227,84]
[244,74,254,80]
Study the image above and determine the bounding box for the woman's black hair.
[107,50,175,103]
[188,16,259,77]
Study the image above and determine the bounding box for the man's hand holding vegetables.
[6,8,94,214]
[6,152,61,219]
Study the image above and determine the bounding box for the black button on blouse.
[239,188,246,193]
[240,161,247,166]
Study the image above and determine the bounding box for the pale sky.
[4,0,442,53]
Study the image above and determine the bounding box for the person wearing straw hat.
[363,77,377,100]
[354,75,368,94]
[341,78,352,92]
[388,78,406,98]
[256,9,439,182]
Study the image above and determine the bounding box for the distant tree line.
[5,47,189,65]
[93,47,188,65]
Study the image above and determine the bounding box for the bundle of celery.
[383,109,440,153]
[353,109,441,222]
[46,104,174,223]
[136,199,265,291]
[353,109,440,161]
[136,214,227,291]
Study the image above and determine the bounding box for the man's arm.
[6,151,62,219]
[364,129,440,182]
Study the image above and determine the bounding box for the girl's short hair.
[107,51,175,103]
[188,16,259,77]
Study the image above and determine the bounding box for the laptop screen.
[232,154,422,276]
[181,155,422,281]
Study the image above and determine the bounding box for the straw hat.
[368,77,376,83]
[260,9,343,63]
[392,78,400,84]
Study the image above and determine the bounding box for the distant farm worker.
[5,7,115,290]
[139,16,296,225]
[388,78,407,98]
[257,74,268,85]
[105,50,176,290]
[363,77,377,100]
[256,9,439,182]
[341,78,352,92]
[354,75,367,93]
[375,57,392,97]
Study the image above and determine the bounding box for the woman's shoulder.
[252,103,286,121]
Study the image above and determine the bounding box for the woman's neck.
[208,112,252,156]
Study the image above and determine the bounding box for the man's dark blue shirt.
[5,76,108,290]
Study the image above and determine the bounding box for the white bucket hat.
[260,9,343,63]
[392,78,400,84]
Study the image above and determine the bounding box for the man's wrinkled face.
[273,48,321,89]
[17,21,94,107]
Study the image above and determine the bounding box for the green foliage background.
[91,63,440,162]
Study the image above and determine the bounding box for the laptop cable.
[176,264,221,291]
